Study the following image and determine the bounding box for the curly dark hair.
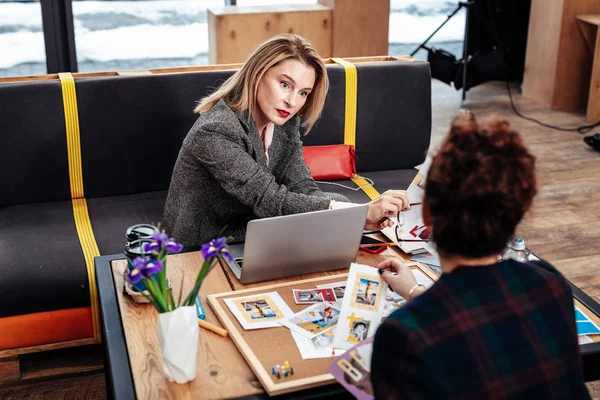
[424,113,537,258]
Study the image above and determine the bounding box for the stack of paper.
[381,157,432,255]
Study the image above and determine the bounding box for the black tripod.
[410,1,475,102]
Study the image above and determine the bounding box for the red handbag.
[302,144,356,180]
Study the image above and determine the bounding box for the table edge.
[95,253,137,400]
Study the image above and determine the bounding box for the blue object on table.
[195,295,206,320]
[577,321,600,335]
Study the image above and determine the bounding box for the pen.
[198,319,228,337]
[195,295,206,320]
[359,242,396,249]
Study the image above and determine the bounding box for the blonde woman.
[163,34,409,246]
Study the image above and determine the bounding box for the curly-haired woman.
[371,113,589,399]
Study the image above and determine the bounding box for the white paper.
[579,335,594,345]
[156,306,199,384]
[224,292,294,330]
[407,157,432,204]
[386,157,432,254]
[290,327,345,360]
[332,263,389,350]
[380,206,429,255]
[410,253,441,267]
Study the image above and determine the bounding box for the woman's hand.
[377,259,424,299]
[364,190,410,230]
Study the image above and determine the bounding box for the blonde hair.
[194,34,328,133]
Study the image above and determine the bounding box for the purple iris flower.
[127,267,143,285]
[133,256,150,270]
[143,241,161,253]
[165,238,183,254]
[142,259,164,277]
[143,232,169,253]
[220,246,234,262]
[201,237,228,259]
[152,231,170,244]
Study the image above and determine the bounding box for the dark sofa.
[0,58,431,350]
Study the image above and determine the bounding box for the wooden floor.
[2,79,599,398]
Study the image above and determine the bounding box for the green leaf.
[183,258,217,306]
[176,271,186,307]
[144,277,168,312]
[167,288,176,311]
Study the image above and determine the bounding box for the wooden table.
[95,245,600,399]
[576,14,600,123]
[95,242,414,399]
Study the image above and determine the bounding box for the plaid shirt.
[371,259,590,400]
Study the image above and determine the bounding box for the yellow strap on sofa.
[330,58,380,200]
[58,72,102,344]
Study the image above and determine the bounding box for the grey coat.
[163,100,349,247]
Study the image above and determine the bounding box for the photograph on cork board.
[316,281,346,301]
[292,289,324,304]
[224,292,294,330]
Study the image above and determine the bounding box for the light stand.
[410,1,475,102]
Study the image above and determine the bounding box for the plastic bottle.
[502,238,528,262]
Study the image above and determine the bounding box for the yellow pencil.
[198,319,228,337]
[359,242,396,249]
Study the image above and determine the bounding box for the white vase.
[156,305,199,383]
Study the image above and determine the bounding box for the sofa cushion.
[0,200,88,317]
[0,81,71,207]
[303,61,431,172]
[87,191,167,255]
[68,60,430,199]
[76,72,236,199]
[0,191,166,318]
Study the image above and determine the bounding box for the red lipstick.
[276,109,290,118]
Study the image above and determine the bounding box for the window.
[0,0,46,77]
[72,0,223,72]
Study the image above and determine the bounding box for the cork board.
[208,263,438,396]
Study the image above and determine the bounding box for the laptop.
[223,204,369,284]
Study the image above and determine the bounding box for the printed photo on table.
[316,281,346,300]
[293,289,324,304]
[281,302,341,337]
[243,299,277,319]
[348,320,370,343]
[225,292,294,330]
[317,288,337,302]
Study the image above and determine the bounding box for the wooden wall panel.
[552,0,600,110]
[523,0,600,111]
[522,0,564,108]
[318,0,390,57]
[208,5,332,65]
